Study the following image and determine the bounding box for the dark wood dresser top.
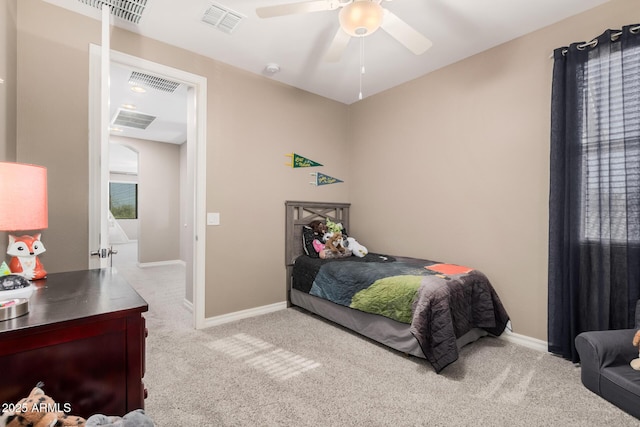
[0,268,148,334]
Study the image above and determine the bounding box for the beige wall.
[0,0,16,162]
[15,0,349,318]
[111,137,181,263]
[203,67,349,316]
[348,0,638,341]
[0,0,17,255]
[111,136,181,264]
[16,0,96,273]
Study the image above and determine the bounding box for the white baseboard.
[499,325,548,353]
[202,301,288,329]
[137,259,186,268]
[183,298,193,313]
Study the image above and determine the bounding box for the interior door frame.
[88,45,208,329]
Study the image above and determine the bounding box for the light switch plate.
[207,212,220,226]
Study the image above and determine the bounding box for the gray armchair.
[575,301,640,419]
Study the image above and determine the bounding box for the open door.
[88,6,113,269]
[87,8,207,329]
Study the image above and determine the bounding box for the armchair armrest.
[575,329,636,394]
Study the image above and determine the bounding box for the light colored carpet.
[114,263,640,426]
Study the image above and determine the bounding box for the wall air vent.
[129,71,181,93]
[112,109,156,130]
[202,2,244,34]
[77,0,148,24]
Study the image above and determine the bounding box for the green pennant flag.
[285,153,323,168]
[311,172,344,186]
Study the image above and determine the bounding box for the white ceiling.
[108,62,189,144]
[42,0,611,144]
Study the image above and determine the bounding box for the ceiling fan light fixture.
[339,0,383,37]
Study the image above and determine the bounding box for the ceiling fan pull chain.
[359,36,364,100]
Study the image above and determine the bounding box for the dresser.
[0,269,148,418]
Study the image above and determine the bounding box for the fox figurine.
[7,233,47,280]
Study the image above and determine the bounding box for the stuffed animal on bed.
[345,237,368,257]
[306,220,351,259]
[631,330,640,370]
[321,218,348,253]
[325,218,343,234]
[307,220,328,254]
[324,232,347,255]
[323,218,368,258]
[0,386,86,427]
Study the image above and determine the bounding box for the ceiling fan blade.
[256,0,339,18]
[324,28,351,62]
[380,9,433,55]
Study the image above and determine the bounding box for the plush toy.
[322,218,347,252]
[323,218,367,258]
[307,219,352,259]
[0,386,86,427]
[86,409,155,427]
[307,220,328,254]
[631,330,640,370]
[325,218,343,234]
[308,220,328,238]
[324,232,347,255]
[345,237,368,257]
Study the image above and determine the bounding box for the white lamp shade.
[0,162,48,231]
[339,0,384,37]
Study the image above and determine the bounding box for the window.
[109,182,138,219]
[580,43,640,242]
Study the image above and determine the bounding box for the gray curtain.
[548,24,640,362]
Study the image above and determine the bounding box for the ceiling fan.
[256,0,433,62]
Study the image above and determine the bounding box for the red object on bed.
[425,263,473,275]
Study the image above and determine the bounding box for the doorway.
[88,45,207,329]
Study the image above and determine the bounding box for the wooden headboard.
[284,201,350,297]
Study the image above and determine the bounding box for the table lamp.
[0,162,48,321]
[0,162,48,280]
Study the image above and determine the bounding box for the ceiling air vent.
[129,71,181,93]
[202,2,244,34]
[77,0,148,24]
[112,109,156,130]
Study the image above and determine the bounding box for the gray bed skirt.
[290,288,487,358]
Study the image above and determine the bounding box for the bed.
[285,201,510,373]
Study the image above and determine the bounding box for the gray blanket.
[410,270,509,372]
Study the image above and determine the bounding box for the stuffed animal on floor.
[0,385,86,427]
[345,237,368,257]
[86,409,155,427]
[631,330,640,370]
